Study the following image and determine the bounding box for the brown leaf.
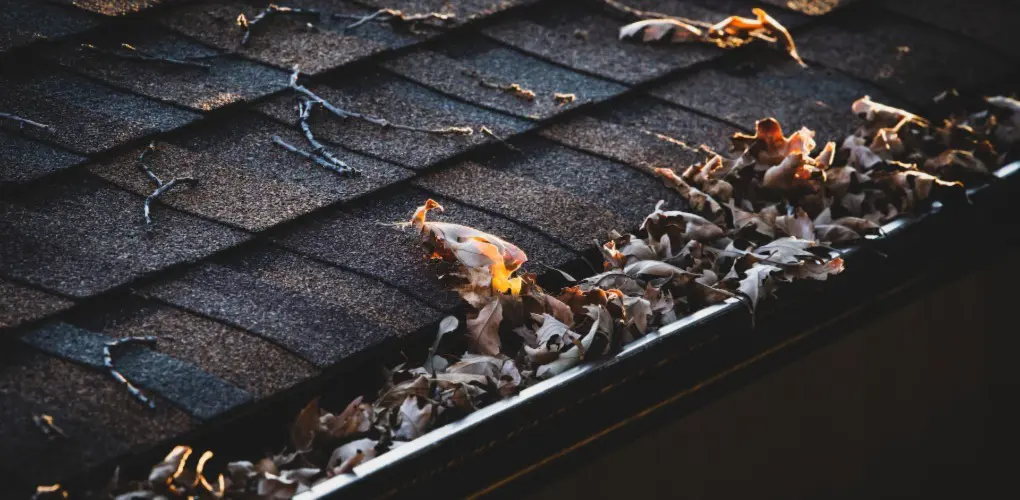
[774,207,815,240]
[394,396,434,441]
[467,298,503,356]
[290,398,320,453]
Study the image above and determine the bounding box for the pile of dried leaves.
[97,93,1018,498]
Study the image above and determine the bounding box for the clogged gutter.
[80,91,1019,499]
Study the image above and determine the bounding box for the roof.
[0,0,1016,490]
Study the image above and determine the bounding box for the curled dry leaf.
[467,298,503,356]
[394,396,434,441]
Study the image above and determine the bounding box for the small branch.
[136,142,199,225]
[480,126,521,153]
[238,4,321,46]
[81,43,211,70]
[297,100,360,176]
[32,414,67,440]
[272,135,358,176]
[461,69,535,101]
[103,336,159,409]
[287,67,473,135]
[335,8,455,33]
[144,178,198,225]
[0,112,51,132]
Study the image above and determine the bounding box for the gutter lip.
[301,160,1020,500]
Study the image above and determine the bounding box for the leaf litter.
[87,85,1019,498]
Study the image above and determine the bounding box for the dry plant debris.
[0,111,52,132]
[614,3,805,67]
[136,142,199,226]
[31,484,67,500]
[553,93,577,106]
[461,69,536,101]
[80,43,213,70]
[237,4,321,46]
[32,413,67,440]
[335,8,456,33]
[103,336,159,409]
[94,92,1019,498]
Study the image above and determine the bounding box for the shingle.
[0,0,100,53]
[273,186,578,310]
[0,132,86,184]
[647,50,909,143]
[381,35,628,120]
[142,245,443,367]
[354,0,539,23]
[98,304,319,398]
[52,0,186,16]
[758,0,860,16]
[796,12,1013,105]
[0,175,250,298]
[587,95,737,151]
[54,28,289,112]
[482,3,722,85]
[0,279,73,331]
[22,322,253,420]
[255,70,531,169]
[414,138,688,250]
[89,113,414,232]
[160,1,426,76]
[881,0,1020,59]
[0,70,200,155]
[0,347,195,485]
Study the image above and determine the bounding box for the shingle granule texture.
[0,347,195,485]
[796,12,1013,105]
[0,280,73,331]
[160,1,424,76]
[53,0,186,16]
[880,0,1020,60]
[414,137,690,250]
[89,113,414,232]
[0,71,200,155]
[102,305,319,398]
[273,186,577,310]
[255,70,531,169]
[0,175,251,298]
[647,51,909,143]
[541,95,737,171]
[22,322,253,420]
[0,0,100,53]
[54,28,289,112]
[0,132,87,184]
[383,35,627,120]
[142,245,443,367]
[482,3,721,85]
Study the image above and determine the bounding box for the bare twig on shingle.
[297,100,360,176]
[103,336,158,409]
[32,414,67,440]
[272,135,359,176]
[0,112,52,132]
[238,4,321,46]
[461,69,536,101]
[136,142,199,225]
[287,67,474,135]
[480,126,522,153]
[81,43,211,70]
[335,8,455,33]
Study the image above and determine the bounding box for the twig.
[287,67,473,135]
[81,43,211,70]
[0,112,51,132]
[461,69,535,101]
[103,336,158,409]
[144,178,199,225]
[553,93,576,106]
[238,4,321,46]
[136,142,199,225]
[271,135,355,176]
[32,414,67,440]
[335,8,455,33]
[480,126,521,153]
[297,100,360,176]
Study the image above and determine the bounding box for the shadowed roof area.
[0,0,1014,489]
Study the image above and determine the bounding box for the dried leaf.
[290,398,320,453]
[774,207,815,240]
[619,18,703,43]
[466,298,503,356]
[394,396,434,441]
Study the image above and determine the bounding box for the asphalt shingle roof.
[0,0,1014,489]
